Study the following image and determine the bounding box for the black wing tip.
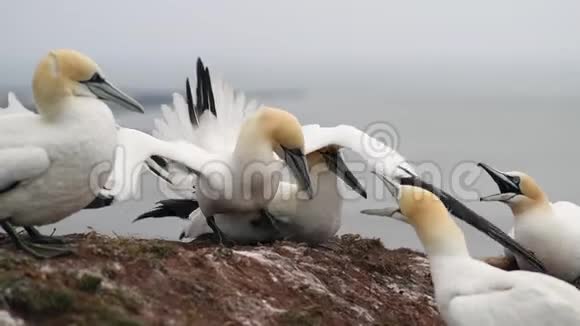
[196,57,205,70]
[84,194,114,209]
[185,77,197,126]
[133,209,164,222]
[150,155,168,168]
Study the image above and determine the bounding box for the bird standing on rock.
[0,49,144,258]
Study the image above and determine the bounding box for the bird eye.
[511,176,521,186]
[83,73,105,83]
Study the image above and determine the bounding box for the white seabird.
[362,175,580,326]
[100,59,313,242]
[134,63,413,244]
[0,49,144,258]
[144,145,370,243]
[150,125,414,244]
[478,162,580,284]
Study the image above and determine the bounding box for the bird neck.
[37,96,111,123]
[510,196,552,218]
[234,118,275,163]
[413,215,470,259]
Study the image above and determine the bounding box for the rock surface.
[0,233,443,325]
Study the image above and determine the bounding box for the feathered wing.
[0,93,35,116]
[153,59,258,154]
[448,280,580,325]
[302,124,415,178]
[134,199,199,222]
[101,128,215,201]
[151,58,259,189]
[0,147,49,194]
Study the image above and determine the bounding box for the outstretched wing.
[102,128,216,202]
[152,58,259,190]
[302,124,415,178]
[153,58,259,154]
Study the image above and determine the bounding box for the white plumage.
[0,93,117,226]
[104,59,312,236]
[478,163,580,283]
[154,93,415,243]
[363,177,580,326]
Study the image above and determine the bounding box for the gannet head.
[478,163,549,216]
[307,146,367,198]
[258,107,313,199]
[32,49,144,115]
[361,175,468,257]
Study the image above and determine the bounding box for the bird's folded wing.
[0,147,49,193]
[448,283,580,325]
[0,92,35,116]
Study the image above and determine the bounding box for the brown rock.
[0,233,443,325]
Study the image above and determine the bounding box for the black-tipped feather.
[145,157,173,184]
[187,58,217,128]
[84,194,114,209]
[204,67,216,116]
[150,155,168,169]
[0,181,19,194]
[399,177,546,273]
[185,78,197,126]
[134,199,199,222]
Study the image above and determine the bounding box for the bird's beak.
[478,163,521,202]
[361,207,409,224]
[322,151,367,198]
[281,146,313,199]
[373,172,401,199]
[396,163,418,178]
[84,79,145,113]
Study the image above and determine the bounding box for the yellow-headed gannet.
[134,67,414,244]
[100,59,313,242]
[143,145,372,244]
[0,49,144,258]
[478,162,580,285]
[363,175,580,326]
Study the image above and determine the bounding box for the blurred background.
[1,0,579,256]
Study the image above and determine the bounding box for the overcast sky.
[1,0,579,90]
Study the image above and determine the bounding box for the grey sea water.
[36,87,580,257]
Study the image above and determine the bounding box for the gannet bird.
[398,176,546,272]
[0,49,144,258]
[140,144,371,244]
[135,61,414,243]
[362,176,580,326]
[478,162,580,283]
[100,59,313,241]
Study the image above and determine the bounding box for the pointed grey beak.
[361,207,401,217]
[322,151,367,198]
[82,75,145,113]
[477,163,521,202]
[361,206,409,224]
[282,146,313,199]
[373,172,401,199]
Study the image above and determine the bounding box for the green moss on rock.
[77,274,102,293]
[1,279,73,316]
